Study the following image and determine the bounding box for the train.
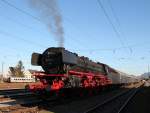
[8,77,35,83]
[27,47,139,96]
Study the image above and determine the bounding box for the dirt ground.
[0,106,38,113]
[0,83,35,90]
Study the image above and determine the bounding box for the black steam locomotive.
[28,47,139,93]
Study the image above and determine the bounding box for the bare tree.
[9,60,25,77]
[9,67,16,77]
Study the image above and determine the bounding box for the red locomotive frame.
[28,70,112,95]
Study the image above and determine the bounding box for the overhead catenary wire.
[96,0,128,51]
[0,13,136,55]
[0,29,47,48]
[1,0,128,53]
[1,0,41,23]
[107,0,121,28]
[0,0,87,49]
[0,3,79,49]
[0,0,48,48]
[1,0,149,55]
[71,41,150,54]
[0,14,43,36]
[107,0,132,54]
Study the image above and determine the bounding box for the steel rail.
[83,89,131,113]
[117,86,141,113]
[0,89,27,95]
[83,85,142,113]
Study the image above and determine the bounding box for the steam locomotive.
[27,47,138,95]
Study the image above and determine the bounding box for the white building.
[9,69,37,83]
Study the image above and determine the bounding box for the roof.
[28,69,38,74]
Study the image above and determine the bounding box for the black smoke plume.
[28,0,64,47]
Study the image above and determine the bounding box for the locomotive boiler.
[31,47,106,75]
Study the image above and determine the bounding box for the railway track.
[83,86,141,113]
[0,89,38,107]
[0,88,59,111]
[0,91,58,113]
[0,83,143,113]
[0,88,28,93]
[0,89,34,99]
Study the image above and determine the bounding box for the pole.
[148,64,149,78]
[1,62,4,83]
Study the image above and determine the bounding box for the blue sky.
[0,0,150,76]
